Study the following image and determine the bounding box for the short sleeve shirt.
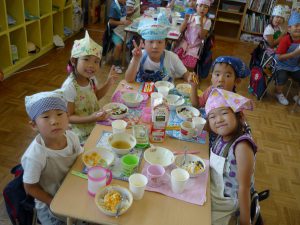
[109,0,127,20]
[276,34,300,54]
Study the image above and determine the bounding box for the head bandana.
[212,56,250,78]
[25,90,67,121]
[196,0,213,6]
[71,31,103,59]
[288,10,300,26]
[272,5,286,19]
[138,13,170,40]
[205,88,253,115]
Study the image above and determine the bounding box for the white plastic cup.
[192,117,206,136]
[87,166,112,196]
[129,173,148,200]
[151,92,163,109]
[171,168,190,194]
[157,86,170,97]
[180,121,196,139]
[111,119,127,134]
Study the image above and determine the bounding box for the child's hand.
[93,110,109,122]
[188,72,199,87]
[123,20,132,26]
[132,39,143,60]
[184,14,191,21]
[107,66,119,85]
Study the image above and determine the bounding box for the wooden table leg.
[122,31,128,68]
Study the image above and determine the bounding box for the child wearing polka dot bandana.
[205,88,257,225]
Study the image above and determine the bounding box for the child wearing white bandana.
[22,90,83,225]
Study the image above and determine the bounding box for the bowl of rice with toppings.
[174,154,206,177]
[95,185,133,216]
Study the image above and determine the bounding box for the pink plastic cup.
[146,164,165,187]
[87,166,112,196]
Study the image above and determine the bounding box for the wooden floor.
[0,25,300,225]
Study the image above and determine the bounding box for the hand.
[188,72,199,87]
[123,20,132,26]
[107,66,119,85]
[93,110,109,122]
[131,39,143,60]
[184,14,191,21]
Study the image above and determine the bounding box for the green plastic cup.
[121,154,139,176]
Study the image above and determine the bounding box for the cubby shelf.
[1,0,81,78]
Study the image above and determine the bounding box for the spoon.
[181,147,188,167]
[174,96,183,104]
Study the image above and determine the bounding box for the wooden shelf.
[1,0,82,78]
[218,9,243,15]
[242,29,263,36]
[247,8,270,16]
[216,17,241,24]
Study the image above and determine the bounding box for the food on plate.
[176,83,191,96]
[182,160,205,175]
[101,190,122,212]
[111,106,127,115]
[83,152,107,167]
[177,107,194,118]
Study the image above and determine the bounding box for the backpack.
[248,66,266,100]
[249,41,265,70]
[2,164,36,225]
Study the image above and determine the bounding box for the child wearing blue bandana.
[22,90,83,225]
[125,14,194,83]
[275,10,300,106]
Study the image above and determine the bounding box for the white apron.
[210,150,239,225]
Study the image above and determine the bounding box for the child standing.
[274,10,300,105]
[62,31,118,143]
[263,5,286,50]
[205,88,256,225]
[22,91,83,225]
[109,0,132,73]
[125,14,193,83]
[190,56,250,108]
[174,0,212,71]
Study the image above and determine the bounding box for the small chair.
[102,22,115,64]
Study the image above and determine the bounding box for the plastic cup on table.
[171,168,190,194]
[151,92,163,109]
[121,154,139,176]
[192,117,206,136]
[128,173,148,200]
[87,166,112,196]
[157,86,170,97]
[146,164,165,187]
[111,119,127,134]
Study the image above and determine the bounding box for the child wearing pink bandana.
[205,88,257,225]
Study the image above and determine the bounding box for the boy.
[109,0,132,74]
[22,90,83,225]
[125,13,193,83]
[275,10,300,105]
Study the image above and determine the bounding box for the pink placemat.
[97,90,149,126]
[142,160,210,205]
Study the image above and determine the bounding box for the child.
[109,0,132,73]
[174,0,212,71]
[62,31,118,143]
[125,14,193,83]
[22,90,83,225]
[263,5,286,50]
[167,0,197,16]
[205,88,256,225]
[274,10,300,105]
[190,56,250,108]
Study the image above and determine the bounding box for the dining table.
[50,80,211,225]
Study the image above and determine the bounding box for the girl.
[263,5,286,49]
[190,56,250,108]
[125,14,193,83]
[205,88,256,225]
[174,0,213,71]
[62,31,118,143]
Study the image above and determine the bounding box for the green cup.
[121,154,139,176]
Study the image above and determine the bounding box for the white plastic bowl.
[95,185,133,216]
[174,154,206,177]
[107,133,137,155]
[144,146,175,168]
[103,103,128,120]
[165,94,185,110]
[82,147,115,169]
[176,83,192,97]
[155,81,175,91]
[121,92,143,108]
[176,106,200,120]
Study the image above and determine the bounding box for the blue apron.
[136,52,173,82]
[276,40,300,72]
